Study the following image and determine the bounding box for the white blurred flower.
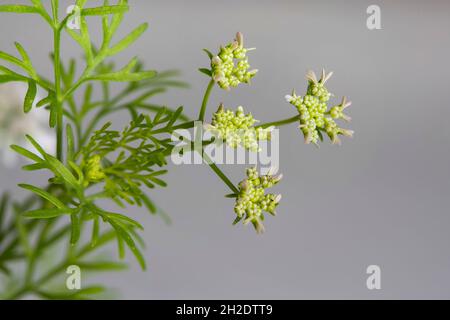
[0,83,55,167]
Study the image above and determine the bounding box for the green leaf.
[77,261,127,271]
[70,213,81,245]
[75,286,106,296]
[82,83,93,108]
[23,80,37,113]
[25,134,46,156]
[18,184,65,209]
[86,57,156,82]
[14,42,35,76]
[44,155,80,189]
[22,163,49,171]
[10,144,43,163]
[198,68,212,77]
[23,208,74,219]
[0,193,9,231]
[105,212,143,230]
[108,23,148,56]
[166,106,184,128]
[0,5,39,14]
[36,94,54,108]
[203,48,213,59]
[91,216,99,246]
[139,193,156,214]
[77,230,116,258]
[15,215,31,258]
[81,4,129,16]
[15,42,30,62]
[0,74,26,83]
[88,65,157,82]
[110,221,146,270]
[0,51,24,69]
[148,176,167,187]
[225,193,238,198]
[66,124,75,161]
[232,216,243,225]
[49,103,57,128]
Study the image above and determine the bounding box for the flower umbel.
[285,69,354,145]
[210,32,258,90]
[83,154,106,185]
[234,167,282,234]
[205,104,272,151]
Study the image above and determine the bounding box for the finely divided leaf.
[108,23,148,56]
[23,80,37,113]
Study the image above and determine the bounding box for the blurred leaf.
[110,221,146,270]
[23,208,75,219]
[77,261,127,271]
[91,216,99,246]
[108,23,148,56]
[18,184,65,209]
[70,213,81,245]
[66,124,75,162]
[0,193,9,231]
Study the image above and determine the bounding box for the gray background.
[1,0,450,299]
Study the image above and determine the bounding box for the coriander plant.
[0,1,353,299]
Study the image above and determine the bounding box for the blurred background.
[1,0,450,299]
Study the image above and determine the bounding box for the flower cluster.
[234,167,282,234]
[210,32,258,90]
[285,70,354,145]
[83,154,105,185]
[205,104,272,151]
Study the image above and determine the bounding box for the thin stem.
[203,155,239,194]
[198,79,215,121]
[255,114,300,129]
[52,1,63,161]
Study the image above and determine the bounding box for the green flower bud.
[84,154,105,185]
[210,32,257,90]
[286,69,354,145]
[233,167,282,234]
[206,104,271,151]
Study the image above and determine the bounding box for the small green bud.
[206,105,271,151]
[83,154,105,185]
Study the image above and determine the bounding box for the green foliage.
[0,0,188,299]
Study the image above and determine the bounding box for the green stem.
[198,79,215,121]
[52,1,63,161]
[203,157,239,194]
[255,114,300,129]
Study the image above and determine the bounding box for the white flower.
[0,83,55,167]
